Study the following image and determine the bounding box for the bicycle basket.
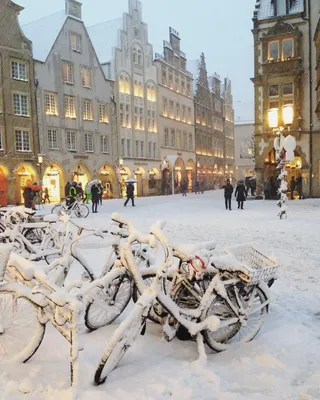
[224,246,278,285]
[0,244,12,282]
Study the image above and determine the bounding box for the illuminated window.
[99,103,108,123]
[282,38,294,59]
[82,99,93,120]
[65,96,76,119]
[80,67,91,88]
[63,61,74,84]
[268,41,279,61]
[45,92,58,115]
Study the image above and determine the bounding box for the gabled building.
[154,28,195,194]
[0,0,39,205]
[88,0,160,198]
[252,0,320,197]
[22,0,115,202]
[222,78,235,180]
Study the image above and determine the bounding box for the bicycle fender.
[257,282,270,313]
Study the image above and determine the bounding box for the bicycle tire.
[203,285,267,352]
[0,290,46,363]
[79,204,89,218]
[85,273,133,331]
[51,205,63,215]
[94,307,145,385]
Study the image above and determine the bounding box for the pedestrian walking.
[199,178,204,194]
[235,180,247,210]
[23,187,33,209]
[290,176,296,200]
[124,183,135,207]
[181,180,187,196]
[264,178,271,200]
[194,180,200,194]
[98,183,103,205]
[43,187,50,204]
[296,174,303,199]
[67,182,77,209]
[91,183,99,213]
[65,182,71,199]
[224,179,233,210]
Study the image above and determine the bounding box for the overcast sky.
[17,0,256,122]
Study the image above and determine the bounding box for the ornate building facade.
[23,0,115,202]
[88,0,160,198]
[154,28,195,193]
[0,0,39,206]
[252,0,320,197]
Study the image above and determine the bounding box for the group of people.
[65,181,103,213]
[264,174,303,200]
[290,175,303,200]
[224,179,248,211]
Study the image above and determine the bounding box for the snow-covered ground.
[1,190,320,400]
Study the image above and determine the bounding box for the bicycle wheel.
[76,204,89,219]
[51,205,63,215]
[94,307,146,385]
[85,273,133,331]
[0,291,46,363]
[203,285,267,352]
[22,228,45,246]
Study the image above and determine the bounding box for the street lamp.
[267,104,296,219]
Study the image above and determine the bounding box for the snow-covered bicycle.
[94,219,277,384]
[51,198,89,219]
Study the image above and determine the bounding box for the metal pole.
[172,166,174,196]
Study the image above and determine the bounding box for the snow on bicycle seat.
[43,214,59,223]
[210,253,248,274]
[172,241,216,259]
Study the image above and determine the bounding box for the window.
[187,107,192,123]
[45,92,58,115]
[283,82,293,96]
[141,141,144,157]
[121,139,125,156]
[0,127,4,150]
[119,75,130,94]
[196,111,201,124]
[99,103,108,123]
[282,38,294,59]
[183,132,187,150]
[133,47,143,66]
[162,68,167,85]
[181,79,185,94]
[175,75,179,91]
[268,41,279,61]
[47,129,58,150]
[215,99,221,112]
[202,111,206,126]
[12,61,27,81]
[163,98,168,116]
[13,93,29,116]
[84,133,93,152]
[268,84,279,97]
[136,140,140,157]
[188,134,193,151]
[81,67,91,88]
[186,80,191,96]
[148,141,152,158]
[168,72,173,89]
[127,139,131,157]
[147,85,156,102]
[171,129,175,148]
[164,128,169,146]
[65,96,76,119]
[177,130,181,148]
[70,33,81,52]
[100,135,109,153]
[153,142,156,159]
[169,101,174,119]
[67,131,76,151]
[15,129,30,152]
[63,61,74,84]
[82,99,93,120]
[182,105,186,122]
[176,103,180,121]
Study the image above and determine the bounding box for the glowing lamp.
[268,108,279,129]
[282,104,294,126]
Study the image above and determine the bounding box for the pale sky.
[17,0,256,122]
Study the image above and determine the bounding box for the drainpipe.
[303,0,313,197]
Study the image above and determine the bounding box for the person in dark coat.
[296,174,303,200]
[124,183,135,207]
[181,180,187,196]
[91,184,99,213]
[290,176,296,200]
[65,182,71,198]
[23,187,33,209]
[224,179,233,210]
[194,180,200,194]
[235,180,247,210]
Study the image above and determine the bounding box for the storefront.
[15,164,37,205]
[174,158,185,191]
[72,163,91,192]
[0,164,8,206]
[98,164,116,199]
[134,167,146,197]
[186,159,195,191]
[119,166,132,198]
[42,163,65,203]
[148,168,161,195]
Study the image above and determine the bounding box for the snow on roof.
[22,10,67,62]
[255,0,304,20]
[87,18,123,64]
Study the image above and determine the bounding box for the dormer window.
[133,46,143,66]
[267,38,294,62]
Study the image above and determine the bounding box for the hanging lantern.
[268,108,279,129]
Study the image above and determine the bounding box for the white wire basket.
[225,246,278,285]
